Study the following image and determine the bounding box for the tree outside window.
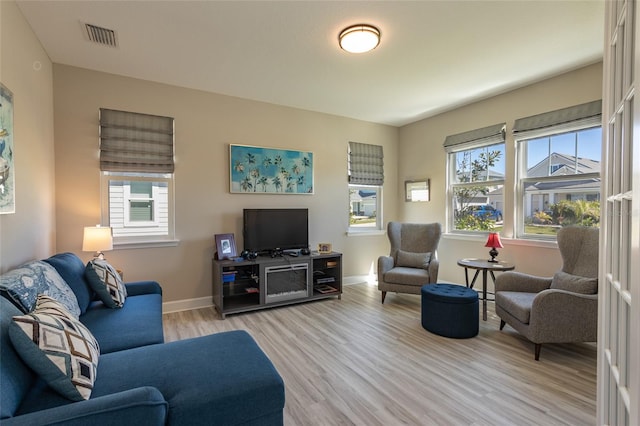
[449,143,505,232]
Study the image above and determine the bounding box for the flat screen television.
[243,208,309,253]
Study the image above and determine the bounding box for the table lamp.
[485,232,503,263]
[83,225,113,259]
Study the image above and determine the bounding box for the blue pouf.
[421,283,479,338]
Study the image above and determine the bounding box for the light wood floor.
[163,283,596,425]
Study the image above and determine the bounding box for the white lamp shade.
[82,226,113,253]
[339,25,380,53]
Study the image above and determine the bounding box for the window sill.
[442,233,557,249]
[503,237,557,249]
[347,229,385,237]
[113,239,180,250]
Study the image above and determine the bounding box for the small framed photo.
[215,233,237,260]
[318,243,332,254]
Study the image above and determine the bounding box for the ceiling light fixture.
[339,24,380,53]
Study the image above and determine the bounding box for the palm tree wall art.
[230,144,313,194]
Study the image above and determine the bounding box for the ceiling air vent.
[83,23,118,48]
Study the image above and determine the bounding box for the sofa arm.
[125,281,163,296]
[377,255,394,278]
[495,271,552,293]
[2,387,168,426]
[529,290,598,343]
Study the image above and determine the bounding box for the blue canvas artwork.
[0,83,14,214]
[230,144,313,194]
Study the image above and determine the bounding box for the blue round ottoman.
[421,283,479,338]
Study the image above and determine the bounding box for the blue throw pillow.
[44,253,94,315]
[9,295,99,401]
[0,261,80,318]
[84,259,127,308]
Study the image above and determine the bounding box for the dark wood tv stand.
[212,252,342,319]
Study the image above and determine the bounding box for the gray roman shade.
[348,141,384,185]
[513,100,602,139]
[443,123,506,153]
[99,108,175,173]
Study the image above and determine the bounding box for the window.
[514,100,601,238]
[349,185,381,230]
[99,109,175,244]
[445,123,506,233]
[127,181,155,223]
[104,173,172,239]
[348,142,383,231]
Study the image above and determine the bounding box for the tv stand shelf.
[212,252,342,319]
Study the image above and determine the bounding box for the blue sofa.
[44,252,165,354]
[0,253,285,425]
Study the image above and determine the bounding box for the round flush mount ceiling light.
[339,24,380,53]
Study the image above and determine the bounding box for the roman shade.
[513,100,602,139]
[348,141,384,185]
[443,123,506,153]
[99,108,175,173]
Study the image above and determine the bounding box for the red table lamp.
[485,232,503,263]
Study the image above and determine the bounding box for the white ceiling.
[16,0,604,127]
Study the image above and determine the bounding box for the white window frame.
[348,184,383,233]
[446,142,505,235]
[347,141,384,234]
[123,180,164,228]
[515,124,601,240]
[101,172,176,247]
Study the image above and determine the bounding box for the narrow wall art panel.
[230,144,313,194]
[0,84,14,214]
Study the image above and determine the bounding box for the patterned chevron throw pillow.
[9,294,100,401]
[84,258,127,308]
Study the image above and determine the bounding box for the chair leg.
[381,291,387,304]
[499,320,505,330]
[534,344,542,361]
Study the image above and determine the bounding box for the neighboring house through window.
[99,108,176,245]
[348,141,383,232]
[443,101,601,240]
[514,100,602,238]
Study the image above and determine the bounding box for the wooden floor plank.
[163,283,596,425]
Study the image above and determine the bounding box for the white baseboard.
[342,275,377,285]
[163,296,212,314]
[162,276,377,314]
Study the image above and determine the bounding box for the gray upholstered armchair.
[495,226,599,360]
[377,222,442,303]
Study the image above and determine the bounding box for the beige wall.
[3,0,604,305]
[0,1,55,273]
[53,64,399,303]
[398,62,603,285]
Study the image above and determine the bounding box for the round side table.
[457,258,515,321]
